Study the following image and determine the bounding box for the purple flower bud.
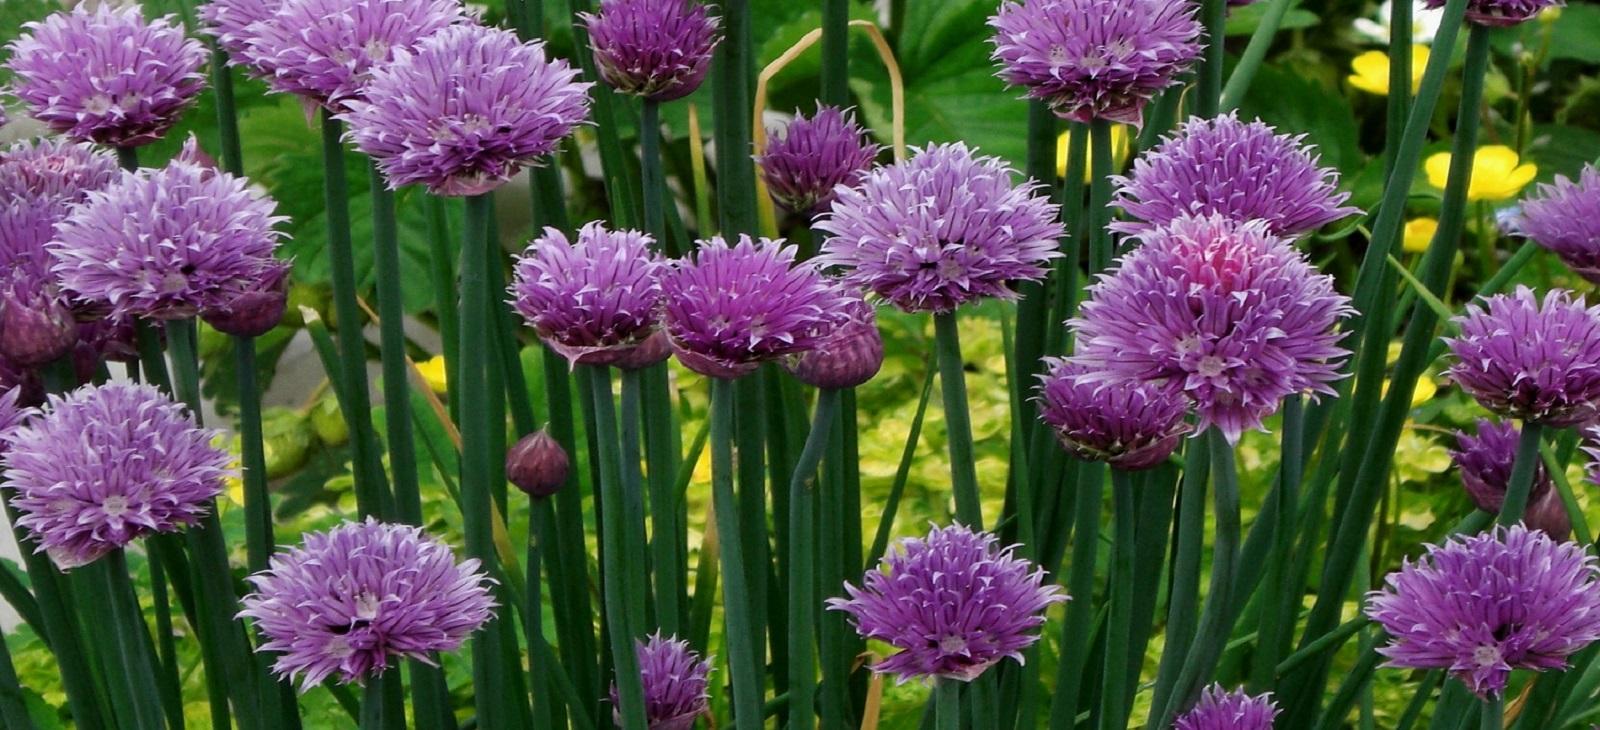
[783,295,883,390]
[4,5,208,147]
[581,0,720,102]
[0,286,77,367]
[1423,0,1563,26]
[661,235,849,380]
[612,329,672,371]
[0,138,119,205]
[1445,287,1600,427]
[509,223,665,367]
[340,24,592,196]
[3,383,230,569]
[1451,418,1569,538]
[1518,164,1600,285]
[240,518,497,690]
[1366,525,1600,698]
[1035,359,1192,470]
[202,259,291,337]
[506,429,569,499]
[828,523,1067,683]
[757,105,882,215]
[816,143,1063,313]
[609,633,712,730]
[1173,684,1279,730]
[989,0,1203,125]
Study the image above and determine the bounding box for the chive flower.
[509,222,666,367]
[1111,113,1360,238]
[240,518,497,690]
[988,0,1202,125]
[757,104,882,215]
[580,0,720,102]
[3,383,229,570]
[828,523,1066,683]
[1071,214,1352,443]
[1366,525,1600,697]
[661,235,848,380]
[1035,358,1192,470]
[1517,164,1600,285]
[1424,0,1563,27]
[4,5,208,147]
[1444,287,1600,427]
[609,633,713,730]
[1451,418,1569,537]
[199,0,282,57]
[816,143,1063,313]
[340,24,593,196]
[49,143,287,320]
[0,138,120,205]
[1173,685,1280,730]
[783,294,884,390]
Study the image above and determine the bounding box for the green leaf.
[1524,123,1600,183]
[1224,4,1320,36]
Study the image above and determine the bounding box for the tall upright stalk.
[1499,423,1545,525]
[1196,0,1226,117]
[587,365,649,730]
[787,389,840,729]
[368,165,421,523]
[1047,461,1104,730]
[1099,470,1139,730]
[711,377,764,729]
[1087,120,1115,272]
[933,312,983,526]
[1147,440,1211,726]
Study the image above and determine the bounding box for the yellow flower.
[1380,373,1438,409]
[1056,124,1130,180]
[1424,145,1538,202]
[1403,217,1439,254]
[416,354,449,394]
[1348,46,1428,96]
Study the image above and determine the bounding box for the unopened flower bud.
[507,429,569,498]
[0,290,78,367]
[785,298,883,390]
[202,262,290,338]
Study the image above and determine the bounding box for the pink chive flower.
[758,104,882,215]
[580,0,721,102]
[608,633,713,730]
[1444,287,1600,427]
[1035,358,1192,470]
[509,222,666,367]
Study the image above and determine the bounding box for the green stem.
[1047,462,1104,730]
[565,0,641,226]
[208,47,244,176]
[712,0,757,235]
[1250,396,1304,691]
[1147,439,1211,727]
[1219,0,1297,111]
[642,363,685,635]
[711,377,764,729]
[320,111,389,518]
[0,619,36,730]
[147,553,185,730]
[820,0,849,105]
[640,100,671,253]
[369,164,422,524]
[936,681,961,730]
[1481,695,1503,730]
[541,348,601,708]
[1499,423,1545,526]
[787,389,840,729]
[614,369,654,629]
[1098,470,1138,730]
[1197,0,1226,117]
[234,337,274,571]
[99,551,170,730]
[933,312,982,526]
[1384,0,1414,178]
[116,146,139,171]
[588,366,649,730]
[1088,120,1115,272]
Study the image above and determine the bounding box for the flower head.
[510,223,664,366]
[340,24,592,196]
[0,137,120,205]
[1173,685,1280,730]
[50,148,286,320]
[1403,217,1439,254]
[1425,146,1537,202]
[1424,0,1564,26]
[828,523,1066,682]
[1111,113,1359,238]
[237,0,466,109]
[1349,46,1429,96]
[240,518,496,690]
[3,383,228,569]
[202,259,292,337]
[1035,358,1192,470]
[1451,418,1569,537]
[4,5,208,147]
[1366,525,1600,697]
[1071,214,1352,442]
[758,105,881,214]
[816,143,1062,313]
[1445,287,1600,426]
[506,429,569,499]
[199,0,282,57]
[609,633,712,730]
[661,235,848,379]
[1517,164,1600,285]
[988,0,1202,125]
[783,294,884,390]
[580,0,720,102]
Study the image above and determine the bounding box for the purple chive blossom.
[0,387,30,446]
[1173,685,1280,730]
[757,105,882,215]
[340,25,592,196]
[2,383,229,570]
[1035,358,1192,470]
[202,258,292,338]
[1071,214,1352,443]
[1518,164,1600,285]
[1423,0,1562,26]
[1451,418,1569,537]
[240,518,496,690]
[580,0,720,102]
[829,523,1067,683]
[783,294,884,390]
[199,0,282,57]
[4,5,208,147]
[0,138,119,205]
[1110,113,1360,238]
[1366,525,1600,698]
[988,0,1202,125]
[816,143,1063,313]
[1445,287,1600,427]
[609,633,713,730]
[50,145,286,321]
[661,235,849,380]
[238,0,466,110]
[509,222,666,367]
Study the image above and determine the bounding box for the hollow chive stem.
[1196,0,1226,117]
[1219,0,1297,111]
[368,164,422,524]
[787,388,841,729]
[1047,462,1103,730]
[1499,423,1545,526]
[588,365,649,730]
[933,312,982,526]
[1098,470,1139,730]
[1147,439,1211,727]
[711,377,765,729]
[936,680,961,730]
[1087,119,1115,273]
[1481,694,1503,730]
